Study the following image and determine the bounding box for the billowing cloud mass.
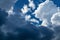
[51,12,60,26]
[0,0,17,11]
[34,0,58,26]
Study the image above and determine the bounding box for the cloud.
[51,12,60,26]
[38,26,54,40]
[13,0,46,14]
[7,6,15,16]
[28,0,35,10]
[52,26,60,40]
[0,13,54,40]
[0,0,17,11]
[0,8,8,26]
[0,0,58,40]
[1,14,27,34]
[21,5,30,14]
[50,8,60,40]
[0,14,39,40]
[33,0,58,26]
[20,0,36,14]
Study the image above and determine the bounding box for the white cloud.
[28,0,35,10]
[51,12,60,26]
[25,15,31,21]
[33,0,58,26]
[30,18,39,23]
[7,6,15,16]
[20,0,35,14]
[34,0,50,15]
[21,5,30,14]
[1,14,27,35]
[0,0,17,11]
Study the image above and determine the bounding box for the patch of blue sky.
[13,0,46,13]
[51,0,60,7]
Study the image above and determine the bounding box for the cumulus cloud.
[51,12,60,26]
[33,0,58,26]
[0,0,17,11]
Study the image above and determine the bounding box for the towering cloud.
[34,0,58,26]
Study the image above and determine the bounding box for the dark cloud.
[38,26,54,40]
[5,23,40,40]
[0,14,54,40]
[1,14,40,40]
[2,25,54,40]
[53,26,60,40]
[0,8,8,40]
[0,8,8,26]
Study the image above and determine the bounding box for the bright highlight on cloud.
[21,5,30,14]
[28,0,35,10]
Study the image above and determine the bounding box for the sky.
[0,0,60,40]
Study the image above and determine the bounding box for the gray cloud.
[52,26,60,40]
[0,0,17,11]
[0,13,54,40]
